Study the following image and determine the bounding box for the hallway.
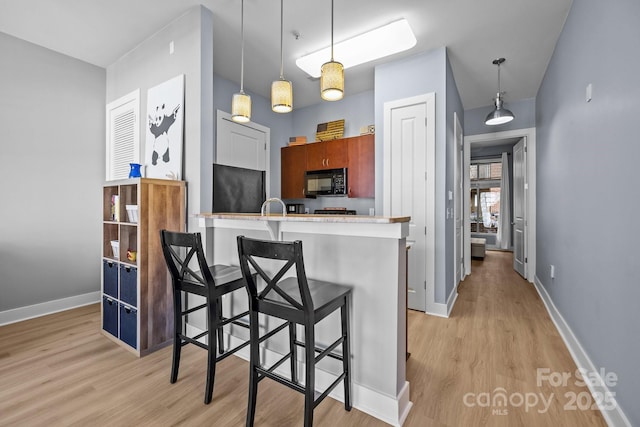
[404,250,607,426]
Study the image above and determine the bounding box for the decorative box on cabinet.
[101,178,185,356]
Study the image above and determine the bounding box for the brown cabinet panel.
[347,134,375,198]
[281,145,307,199]
[306,139,347,170]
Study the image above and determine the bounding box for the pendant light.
[320,0,344,101]
[232,0,251,123]
[485,58,514,126]
[272,0,293,113]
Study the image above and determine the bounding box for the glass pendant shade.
[232,91,251,123]
[321,60,344,101]
[485,94,514,125]
[272,79,293,113]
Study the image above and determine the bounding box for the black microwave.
[305,168,347,196]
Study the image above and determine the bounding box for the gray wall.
[374,47,450,304]
[536,0,640,424]
[464,97,536,137]
[0,32,105,311]
[106,6,212,233]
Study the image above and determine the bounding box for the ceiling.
[0,0,572,110]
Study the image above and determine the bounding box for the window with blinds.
[106,90,140,180]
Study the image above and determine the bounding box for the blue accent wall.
[536,0,640,423]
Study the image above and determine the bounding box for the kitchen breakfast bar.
[196,212,412,426]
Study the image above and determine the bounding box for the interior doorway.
[463,128,536,282]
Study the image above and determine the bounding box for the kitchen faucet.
[261,197,287,217]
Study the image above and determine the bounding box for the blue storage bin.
[119,264,137,307]
[103,260,118,298]
[102,296,118,337]
[119,303,138,349]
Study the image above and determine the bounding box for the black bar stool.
[236,235,352,427]
[160,230,251,404]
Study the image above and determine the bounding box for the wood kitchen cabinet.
[281,144,307,199]
[281,134,374,199]
[306,139,348,171]
[347,134,375,198]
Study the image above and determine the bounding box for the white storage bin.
[111,240,119,259]
[126,205,138,223]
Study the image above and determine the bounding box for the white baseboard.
[427,289,458,318]
[0,291,101,326]
[185,323,412,426]
[533,276,631,427]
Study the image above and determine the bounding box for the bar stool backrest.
[161,230,214,291]
[237,236,314,319]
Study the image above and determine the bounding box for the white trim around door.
[463,127,536,283]
[383,93,437,314]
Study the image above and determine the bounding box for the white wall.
[0,32,105,312]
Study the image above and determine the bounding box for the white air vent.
[106,90,140,180]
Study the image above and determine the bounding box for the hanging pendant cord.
[280,0,284,79]
[497,62,501,94]
[240,0,245,93]
[330,0,334,61]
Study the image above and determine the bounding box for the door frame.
[463,127,536,282]
[453,112,464,287]
[383,92,436,313]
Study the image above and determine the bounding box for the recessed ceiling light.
[296,18,416,78]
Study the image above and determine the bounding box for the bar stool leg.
[246,310,260,427]
[341,296,352,411]
[170,291,182,384]
[303,323,315,427]
[216,297,224,354]
[289,322,297,384]
[205,297,218,404]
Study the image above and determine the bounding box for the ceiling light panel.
[296,19,416,78]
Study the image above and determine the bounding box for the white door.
[384,94,436,312]
[454,113,464,285]
[216,114,268,171]
[513,138,526,278]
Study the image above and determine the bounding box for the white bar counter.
[196,213,412,426]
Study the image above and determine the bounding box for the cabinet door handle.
[326,158,329,166]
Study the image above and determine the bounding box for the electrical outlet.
[550,265,555,279]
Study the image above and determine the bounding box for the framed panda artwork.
[145,74,184,180]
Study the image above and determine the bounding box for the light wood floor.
[0,251,606,426]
